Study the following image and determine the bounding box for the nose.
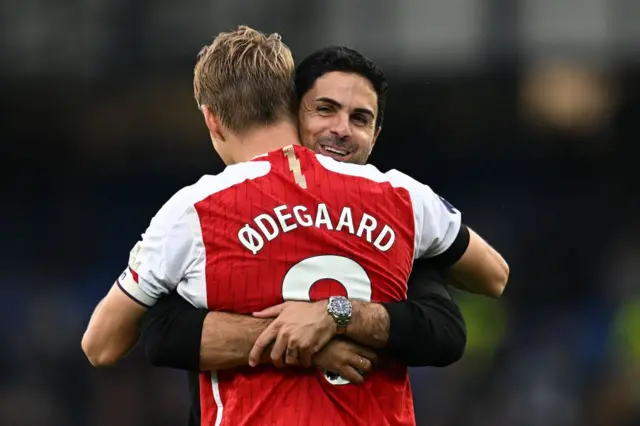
[330,113,351,139]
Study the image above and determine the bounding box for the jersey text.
[238,203,395,255]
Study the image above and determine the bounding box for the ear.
[202,106,225,142]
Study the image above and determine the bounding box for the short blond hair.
[194,25,296,134]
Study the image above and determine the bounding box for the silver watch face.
[329,296,352,318]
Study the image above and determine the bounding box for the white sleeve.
[117,191,202,307]
[385,169,463,260]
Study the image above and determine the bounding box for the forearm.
[141,292,272,372]
[379,265,467,367]
[199,312,272,371]
[344,301,390,348]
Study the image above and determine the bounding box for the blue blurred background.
[1,1,639,425]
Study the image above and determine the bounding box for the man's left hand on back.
[249,300,336,368]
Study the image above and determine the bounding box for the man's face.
[298,71,380,165]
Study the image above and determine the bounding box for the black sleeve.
[139,291,208,371]
[380,261,467,367]
[427,224,470,269]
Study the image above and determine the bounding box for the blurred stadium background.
[1,1,639,425]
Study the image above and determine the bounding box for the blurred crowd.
[2,1,639,425]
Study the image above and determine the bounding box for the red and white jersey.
[118,145,462,426]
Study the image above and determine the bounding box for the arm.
[248,263,467,368]
[141,292,272,371]
[82,193,201,367]
[141,292,376,381]
[82,282,148,366]
[446,228,509,297]
[199,312,272,370]
[382,266,466,366]
[425,223,508,297]
[341,264,466,366]
[141,292,208,370]
[142,269,465,371]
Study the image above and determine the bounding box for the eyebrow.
[315,97,375,119]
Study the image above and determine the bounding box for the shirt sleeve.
[117,191,202,308]
[380,259,466,367]
[385,169,468,264]
[140,291,208,370]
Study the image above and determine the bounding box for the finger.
[299,349,313,368]
[339,366,365,385]
[253,303,287,318]
[285,346,300,366]
[355,344,377,360]
[351,355,373,373]
[356,348,378,367]
[248,323,279,367]
[270,332,288,368]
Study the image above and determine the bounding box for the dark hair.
[295,46,388,129]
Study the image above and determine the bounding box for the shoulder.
[384,169,429,191]
[314,154,395,185]
[314,154,430,195]
[213,161,272,189]
[155,162,272,226]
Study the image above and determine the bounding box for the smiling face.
[298,71,381,165]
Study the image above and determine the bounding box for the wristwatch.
[327,296,352,334]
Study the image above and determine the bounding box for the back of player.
[176,145,462,426]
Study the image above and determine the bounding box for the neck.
[232,121,301,163]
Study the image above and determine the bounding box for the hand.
[248,301,336,368]
[314,339,377,385]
